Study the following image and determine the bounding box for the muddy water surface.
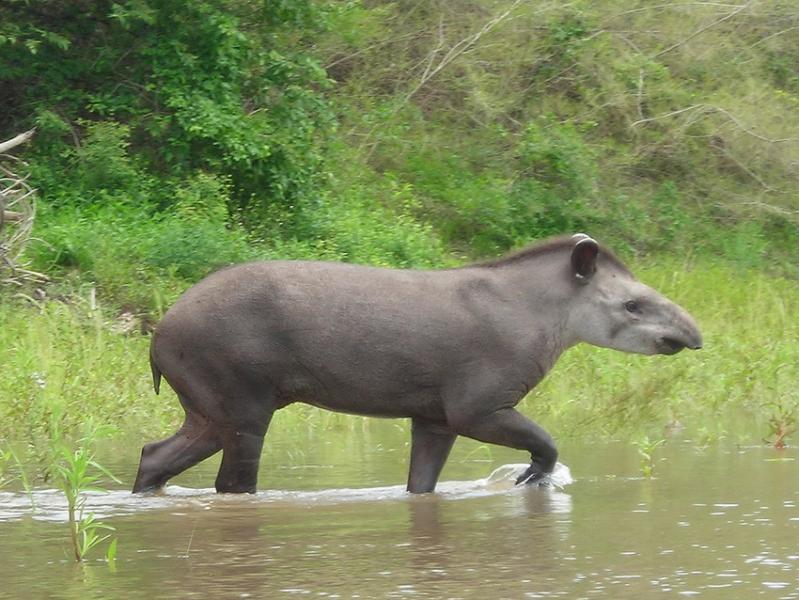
[1,422,797,599]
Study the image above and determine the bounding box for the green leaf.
[106,538,118,563]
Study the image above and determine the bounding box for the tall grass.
[1,259,797,474]
[0,296,179,454]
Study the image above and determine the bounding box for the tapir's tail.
[150,343,161,395]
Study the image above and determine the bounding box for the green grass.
[2,258,797,472]
[0,299,179,448]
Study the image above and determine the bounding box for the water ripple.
[0,462,572,523]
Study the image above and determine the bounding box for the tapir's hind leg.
[132,410,221,493]
[406,418,457,493]
[214,414,273,494]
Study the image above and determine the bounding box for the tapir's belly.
[271,342,449,421]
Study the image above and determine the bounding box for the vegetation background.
[1,0,798,463]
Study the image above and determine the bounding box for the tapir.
[132,234,702,494]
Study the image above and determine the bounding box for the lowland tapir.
[133,234,702,494]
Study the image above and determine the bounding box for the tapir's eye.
[624,300,640,313]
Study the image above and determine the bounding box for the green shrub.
[30,196,252,309]
[143,218,253,280]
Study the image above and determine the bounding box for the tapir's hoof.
[515,464,551,486]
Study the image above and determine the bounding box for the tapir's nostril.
[688,332,703,350]
[660,337,686,354]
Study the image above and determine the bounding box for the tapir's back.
[160,260,482,351]
[151,260,506,418]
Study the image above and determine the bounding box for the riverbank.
[2,257,796,481]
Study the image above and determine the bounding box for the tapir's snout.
[658,308,703,354]
[658,337,688,355]
[688,334,703,351]
[682,312,703,351]
[657,334,702,355]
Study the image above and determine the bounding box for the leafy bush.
[144,218,253,281]
[30,195,253,309]
[3,0,332,215]
[5,0,799,308]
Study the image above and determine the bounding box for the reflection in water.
[1,437,798,598]
[405,484,574,595]
[407,499,449,586]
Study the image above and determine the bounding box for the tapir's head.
[565,234,702,355]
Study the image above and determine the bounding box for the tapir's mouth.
[658,337,687,355]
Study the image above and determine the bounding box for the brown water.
[1,423,798,599]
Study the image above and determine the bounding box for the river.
[1,421,797,598]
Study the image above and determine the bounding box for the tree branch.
[0,130,35,155]
[360,0,527,153]
[606,2,744,21]
[631,103,798,144]
[749,24,799,48]
[652,2,749,58]
[630,104,705,128]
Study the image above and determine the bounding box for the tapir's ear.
[571,237,599,282]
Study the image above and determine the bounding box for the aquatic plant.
[633,435,665,478]
[0,446,13,489]
[0,444,34,508]
[765,402,796,449]
[52,422,120,562]
[692,426,726,450]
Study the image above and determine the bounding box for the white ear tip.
[572,233,596,244]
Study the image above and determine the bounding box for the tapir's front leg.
[407,418,457,493]
[451,407,558,486]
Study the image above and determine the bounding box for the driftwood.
[1,129,47,286]
[0,129,34,155]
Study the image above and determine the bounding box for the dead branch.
[652,2,749,58]
[710,106,798,144]
[709,139,783,193]
[630,104,705,128]
[360,0,530,152]
[1,131,40,285]
[399,0,523,104]
[631,103,799,144]
[605,2,745,21]
[323,30,428,70]
[749,24,799,49]
[636,68,646,121]
[732,200,799,219]
[0,129,35,155]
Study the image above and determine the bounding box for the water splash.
[484,462,573,489]
[0,462,573,523]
